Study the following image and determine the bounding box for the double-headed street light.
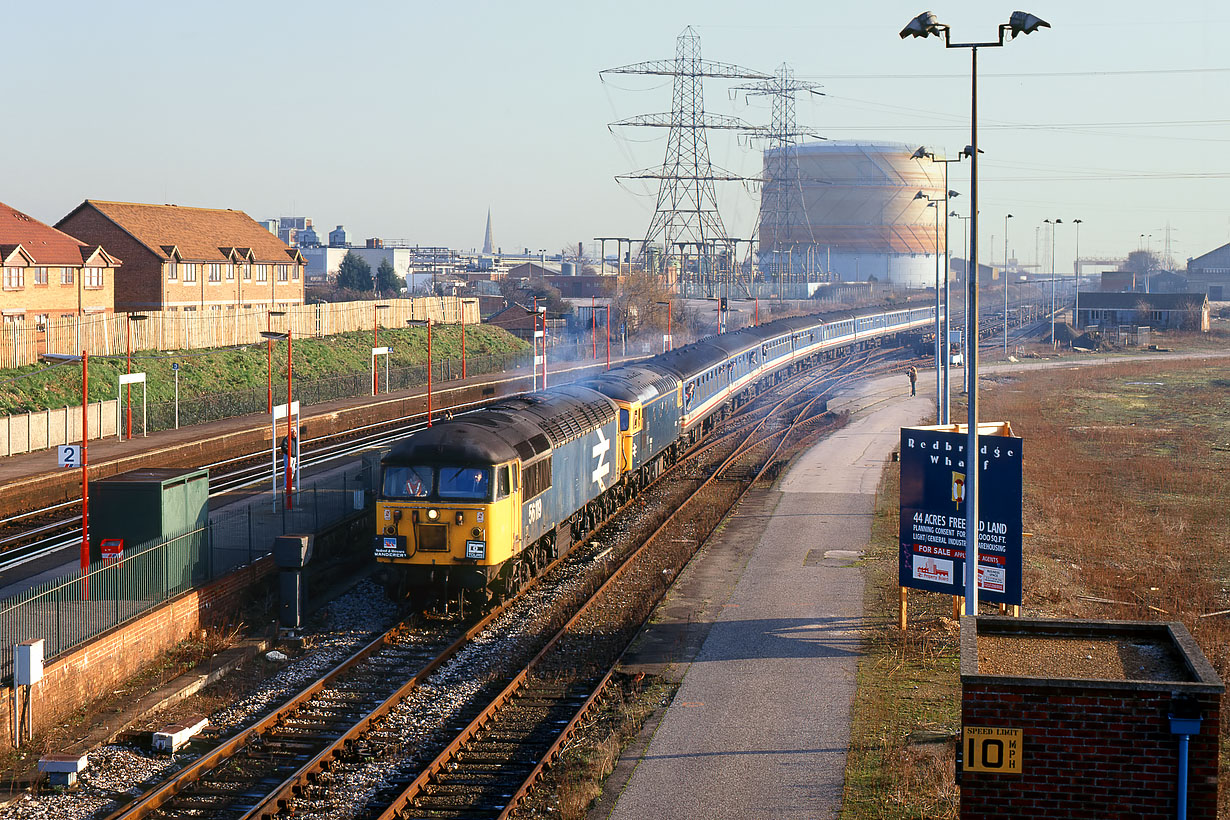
[902,8,1049,618]
[1004,214,1013,358]
[914,189,954,424]
[267,309,287,413]
[912,147,964,424]
[1043,218,1063,345]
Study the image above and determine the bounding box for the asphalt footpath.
[599,371,932,820]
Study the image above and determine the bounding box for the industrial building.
[757,141,944,288]
[1186,243,1230,300]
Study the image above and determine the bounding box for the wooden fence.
[0,297,478,369]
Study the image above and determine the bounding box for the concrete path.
[602,374,931,820]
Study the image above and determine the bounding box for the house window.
[183,263,197,282]
[84,267,104,289]
[292,264,300,281]
[225,263,235,280]
[256,265,268,282]
[167,262,178,280]
[33,314,48,329]
[243,263,252,280]
[61,267,74,285]
[33,267,48,285]
[208,263,222,282]
[3,267,24,289]
[277,264,288,281]
[1151,311,1165,322]
[1,313,22,324]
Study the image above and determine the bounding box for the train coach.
[374,301,935,610]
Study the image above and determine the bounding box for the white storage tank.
[759,141,945,288]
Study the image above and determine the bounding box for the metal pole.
[1004,214,1012,357]
[81,350,89,576]
[1051,222,1057,346]
[427,319,432,426]
[592,296,597,359]
[285,328,293,510]
[933,202,942,422]
[266,311,273,413]
[605,307,610,369]
[964,45,980,616]
[174,366,179,429]
[1073,219,1083,331]
[373,303,379,395]
[125,318,132,440]
[461,304,467,379]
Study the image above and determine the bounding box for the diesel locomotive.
[374,302,934,609]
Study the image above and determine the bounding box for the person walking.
[907,366,918,397]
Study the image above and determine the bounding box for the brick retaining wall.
[0,556,273,751]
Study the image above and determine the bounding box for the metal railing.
[0,464,370,684]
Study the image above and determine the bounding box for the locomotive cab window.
[496,465,511,499]
[620,408,630,431]
[384,465,433,498]
[438,466,491,501]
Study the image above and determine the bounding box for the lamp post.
[460,300,467,379]
[372,303,389,394]
[1004,214,1013,358]
[1073,219,1083,330]
[125,313,147,440]
[81,350,89,576]
[902,8,1049,618]
[260,328,294,510]
[915,190,944,423]
[912,147,963,424]
[950,210,970,393]
[266,309,286,412]
[1044,218,1063,345]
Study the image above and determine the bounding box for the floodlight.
[899,12,943,39]
[1008,11,1050,38]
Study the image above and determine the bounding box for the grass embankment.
[843,355,1230,819]
[0,325,527,415]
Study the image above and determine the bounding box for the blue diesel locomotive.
[374,301,934,608]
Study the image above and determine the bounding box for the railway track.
[96,346,897,820]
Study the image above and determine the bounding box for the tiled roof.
[0,201,106,266]
[67,200,297,264]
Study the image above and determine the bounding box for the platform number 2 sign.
[58,445,81,469]
[963,727,1022,774]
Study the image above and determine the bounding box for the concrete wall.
[0,400,118,457]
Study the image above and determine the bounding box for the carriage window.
[384,465,433,498]
[438,466,491,500]
[497,465,511,499]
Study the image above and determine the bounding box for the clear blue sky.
[6,1,1227,274]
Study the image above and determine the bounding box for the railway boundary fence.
[0,462,371,684]
[0,296,478,370]
[0,348,533,458]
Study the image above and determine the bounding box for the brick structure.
[0,200,119,330]
[0,556,273,752]
[961,616,1222,820]
[57,200,304,313]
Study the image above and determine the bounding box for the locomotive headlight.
[455,511,465,525]
[427,508,439,520]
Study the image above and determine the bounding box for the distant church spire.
[482,208,494,255]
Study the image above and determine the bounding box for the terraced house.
[57,200,305,313]
[0,200,119,329]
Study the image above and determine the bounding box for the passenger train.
[374,301,935,608]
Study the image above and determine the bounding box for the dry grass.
[844,356,1230,819]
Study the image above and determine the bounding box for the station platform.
[601,372,932,820]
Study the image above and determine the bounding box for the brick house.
[0,200,119,329]
[57,201,304,313]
